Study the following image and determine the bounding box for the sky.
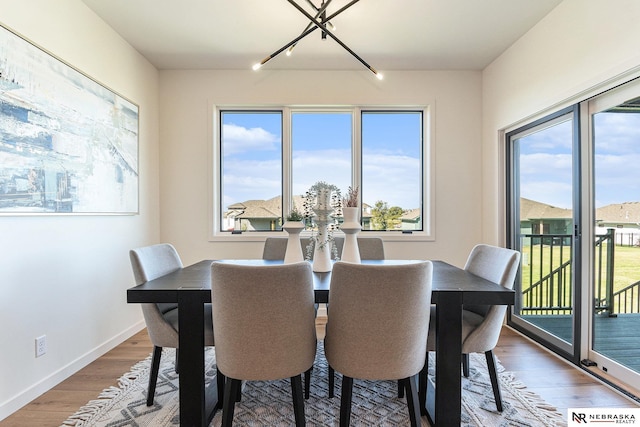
[222,106,640,218]
[517,110,640,210]
[221,111,422,212]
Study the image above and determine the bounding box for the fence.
[519,229,640,315]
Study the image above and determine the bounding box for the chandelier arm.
[292,0,333,48]
[256,26,319,67]
[295,0,359,39]
[286,0,378,75]
[304,0,319,11]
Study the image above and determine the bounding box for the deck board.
[522,313,640,371]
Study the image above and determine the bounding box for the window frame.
[210,104,435,242]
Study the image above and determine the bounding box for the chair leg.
[403,375,421,427]
[290,375,306,427]
[485,350,503,412]
[398,380,404,398]
[215,368,226,410]
[328,365,335,398]
[175,348,179,374]
[222,377,241,427]
[418,353,428,416]
[304,367,312,399]
[339,376,354,427]
[146,346,162,406]
[235,381,242,402]
[462,353,470,377]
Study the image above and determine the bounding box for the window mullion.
[353,107,362,199]
[283,107,292,219]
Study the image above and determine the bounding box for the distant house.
[596,202,640,229]
[361,202,373,230]
[401,208,421,230]
[224,195,306,231]
[520,198,573,236]
[595,202,640,246]
[225,197,424,232]
[520,198,640,246]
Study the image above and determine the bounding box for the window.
[292,111,352,202]
[362,111,422,231]
[220,111,282,232]
[215,106,432,239]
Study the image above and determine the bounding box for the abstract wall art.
[0,24,138,214]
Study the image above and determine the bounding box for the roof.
[596,202,640,225]
[226,195,307,219]
[520,198,572,220]
[401,208,421,221]
[522,198,640,226]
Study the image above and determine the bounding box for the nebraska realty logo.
[569,408,640,425]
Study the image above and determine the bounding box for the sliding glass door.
[507,106,581,362]
[507,78,640,389]
[586,82,640,389]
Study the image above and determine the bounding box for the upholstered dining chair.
[262,236,313,260]
[333,236,385,260]
[211,261,317,427]
[129,243,217,406]
[262,236,385,261]
[262,235,386,398]
[424,244,521,412]
[325,236,385,397]
[324,261,433,427]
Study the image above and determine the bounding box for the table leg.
[178,290,207,427]
[427,292,463,426]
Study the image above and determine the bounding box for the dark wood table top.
[127,259,514,306]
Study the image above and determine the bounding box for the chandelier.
[252,0,383,80]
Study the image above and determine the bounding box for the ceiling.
[81,0,563,72]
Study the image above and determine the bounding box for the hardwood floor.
[2,324,638,426]
[496,327,639,415]
[1,330,153,427]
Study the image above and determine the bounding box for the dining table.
[127,259,514,427]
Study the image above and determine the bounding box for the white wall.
[159,70,483,266]
[0,0,160,419]
[482,0,640,243]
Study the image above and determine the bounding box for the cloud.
[594,113,640,155]
[292,149,351,195]
[222,123,279,155]
[224,147,421,211]
[362,152,421,208]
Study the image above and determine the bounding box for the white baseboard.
[0,320,146,421]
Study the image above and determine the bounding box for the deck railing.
[594,229,615,315]
[520,228,640,315]
[611,281,640,313]
[520,234,573,315]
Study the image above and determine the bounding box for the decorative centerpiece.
[282,207,305,264]
[340,186,362,263]
[303,181,341,272]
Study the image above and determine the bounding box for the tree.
[371,200,403,230]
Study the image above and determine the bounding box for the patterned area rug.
[62,342,566,426]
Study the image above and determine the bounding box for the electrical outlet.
[35,335,47,357]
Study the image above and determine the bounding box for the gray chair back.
[324,261,433,380]
[263,236,384,260]
[262,237,314,260]
[460,244,521,353]
[129,244,184,348]
[211,261,317,381]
